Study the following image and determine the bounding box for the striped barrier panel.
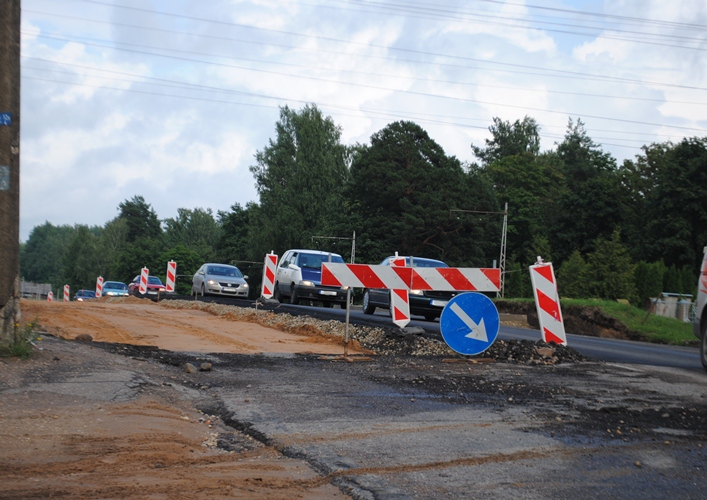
[321,263,501,292]
[390,256,410,328]
[95,276,103,298]
[261,252,278,299]
[165,261,177,293]
[139,267,149,294]
[63,285,70,302]
[529,262,567,345]
[47,291,53,302]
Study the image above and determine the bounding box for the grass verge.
[0,318,40,359]
[561,299,695,346]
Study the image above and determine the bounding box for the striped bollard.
[95,276,103,298]
[63,285,70,302]
[47,291,53,302]
[139,267,149,294]
[165,260,177,293]
[529,259,567,345]
[390,255,411,329]
[261,252,278,299]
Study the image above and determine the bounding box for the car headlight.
[300,280,315,287]
[159,287,165,292]
[342,286,349,290]
[410,289,424,295]
[207,279,218,285]
[242,284,249,288]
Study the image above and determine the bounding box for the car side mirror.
[243,275,249,280]
[199,271,205,275]
[288,263,299,270]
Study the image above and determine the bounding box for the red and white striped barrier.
[47,291,53,302]
[700,248,707,296]
[261,252,278,299]
[165,260,177,293]
[139,267,149,294]
[529,262,567,345]
[321,264,501,292]
[95,276,103,298]
[63,285,70,302]
[390,256,411,328]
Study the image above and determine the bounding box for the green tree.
[551,119,626,262]
[557,250,588,299]
[163,207,221,261]
[20,222,75,288]
[585,230,635,300]
[633,260,666,307]
[118,195,162,242]
[61,225,103,291]
[113,237,166,284]
[215,202,261,264]
[629,138,707,270]
[348,121,499,265]
[471,116,541,167]
[484,152,564,264]
[159,245,202,295]
[249,104,348,253]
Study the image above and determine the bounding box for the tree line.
[20,104,707,305]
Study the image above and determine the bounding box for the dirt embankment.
[496,300,646,341]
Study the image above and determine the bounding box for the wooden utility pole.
[0,0,21,347]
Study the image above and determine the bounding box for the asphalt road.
[168,294,705,373]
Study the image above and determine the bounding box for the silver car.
[192,263,249,298]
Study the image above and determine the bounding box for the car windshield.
[206,265,243,278]
[299,253,345,269]
[105,282,127,290]
[147,277,163,285]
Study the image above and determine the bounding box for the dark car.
[129,275,166,296]
[362,256,457,321]
[273,249,349,307]
[74,289,96,301]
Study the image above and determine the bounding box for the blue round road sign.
[439,292,500,355]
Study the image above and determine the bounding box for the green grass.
[561,299,695,346]
[0,318,39,359]
[498,297,695,346]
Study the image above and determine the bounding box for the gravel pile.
[160,300,588,364]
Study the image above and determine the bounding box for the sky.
[18,0,707,241]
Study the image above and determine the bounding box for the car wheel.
[362,290,376,315]
[424,313,437,322]
[200,284,206,297]
[273,283,281,302]
[701,322,707,371]
[289,287,300,305]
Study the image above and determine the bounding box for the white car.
[273,249,348,307]
[192,263,249,298]
[693,245,707,371]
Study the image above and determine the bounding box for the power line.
[22,10,707,107]
[66,0,707,89]
[23,57,689,145]
[24,31,707,134]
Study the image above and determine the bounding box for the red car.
[129,275,166,296]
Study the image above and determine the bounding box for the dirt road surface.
[3,298,707,498]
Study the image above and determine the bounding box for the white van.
[693,246,707,371]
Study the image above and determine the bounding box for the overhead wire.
[24,30,707,134]
[22,9,707,107]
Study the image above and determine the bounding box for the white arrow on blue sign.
[439,292,500,355]
[0,113,11,126]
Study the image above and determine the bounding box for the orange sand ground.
[0,298,359,498]
[21,297,363,355]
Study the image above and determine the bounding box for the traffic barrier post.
[139,268,149,295]
[63,285,69,302]
[165,261,177,293]
[529,258,567,345]
[261,252,278,299]
[95,276,103,298]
